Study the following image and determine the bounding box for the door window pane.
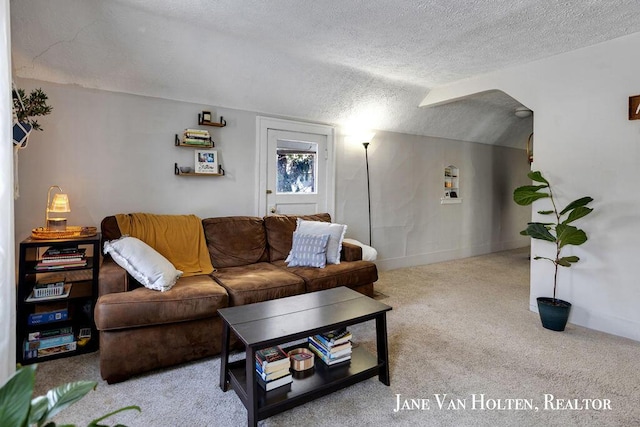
[276,140,317,194]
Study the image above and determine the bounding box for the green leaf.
[88,406,141,426]
[537,210,554,215]
[39,381,97,424]
[28,396,48,426]
[558,256,580,267]
[0,365,35,427]
[559,196,593,215]
[556,224,588,248]
[562,206,593,224]
[525,223,556,242]
[527,170,549,184]
[513,185,550,205]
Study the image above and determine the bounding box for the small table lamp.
[45,185,71,231]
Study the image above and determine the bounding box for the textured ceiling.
[10,0,640,147]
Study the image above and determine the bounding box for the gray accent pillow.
[286,232,330,268]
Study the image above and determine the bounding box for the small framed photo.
[195,150,219,174]
[202,111,212,122]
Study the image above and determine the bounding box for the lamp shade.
[49,193,70,213]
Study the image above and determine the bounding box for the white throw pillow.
[343,238,378,261]
[295,219,347,265]
[103,236,183,292]
[285,232,330,268]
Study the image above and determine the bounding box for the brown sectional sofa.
[95,213,378,383]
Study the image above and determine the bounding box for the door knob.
[270,207,277,214]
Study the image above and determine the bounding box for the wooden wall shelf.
[174,163,225,176]
[198,114,226,127]
[175,134,213,148]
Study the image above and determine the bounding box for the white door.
[266,129,327,215]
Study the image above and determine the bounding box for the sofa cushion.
[95,275,228,330]
[202,216,269,268]
[212,262,306,306]
[104,236,183,292]
[272,259,378,293]
[264,213,331,262]
[294,219,347,264]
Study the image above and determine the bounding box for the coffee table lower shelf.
[228,345,380,419]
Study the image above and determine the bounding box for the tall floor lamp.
[363,142,372,246]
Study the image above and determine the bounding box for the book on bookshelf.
[35,341,77,358]
[255,346,290,372]
[41,247,86,262]
[35,260,87,270]
[257,373,293,391]
[28,326,73,341]
[27,307,69,325]
[24,333,74,351]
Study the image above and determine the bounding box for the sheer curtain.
[0,0,16,384]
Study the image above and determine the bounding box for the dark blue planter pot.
[537,297,571,331]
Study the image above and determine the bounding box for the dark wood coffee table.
[218,286,392,427]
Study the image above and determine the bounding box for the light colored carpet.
[34,248,640,426]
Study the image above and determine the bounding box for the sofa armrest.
[99,257,130,296]
[341,242,362,262]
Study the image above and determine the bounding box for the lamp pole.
[363,142,371,246]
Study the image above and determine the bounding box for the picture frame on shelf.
[201,110,212,123]
[195,150,219,174]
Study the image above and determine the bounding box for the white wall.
[13,80,258,243]
[1,0,15,384]
[13,80,530,272]
[337,130,531,270]
[422,32,640,341]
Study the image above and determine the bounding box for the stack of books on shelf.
[308,327,353,366]
[255,345,293,391]
[35,246,86,270]
[23,325,77,360]
[183,129,211,146]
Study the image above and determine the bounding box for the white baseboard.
[375,240,527,272]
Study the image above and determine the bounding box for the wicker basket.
[31,226,97,240]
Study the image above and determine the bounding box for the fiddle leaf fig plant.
[513,171,594,301]
[0,364,140,427]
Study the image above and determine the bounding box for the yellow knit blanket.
[115,213,214,277]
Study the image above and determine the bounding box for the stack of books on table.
[308,327,353,366]
[255,345,293,391]
[35,246,86,270]
[183,129,211,146]
[23,325,77,360]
